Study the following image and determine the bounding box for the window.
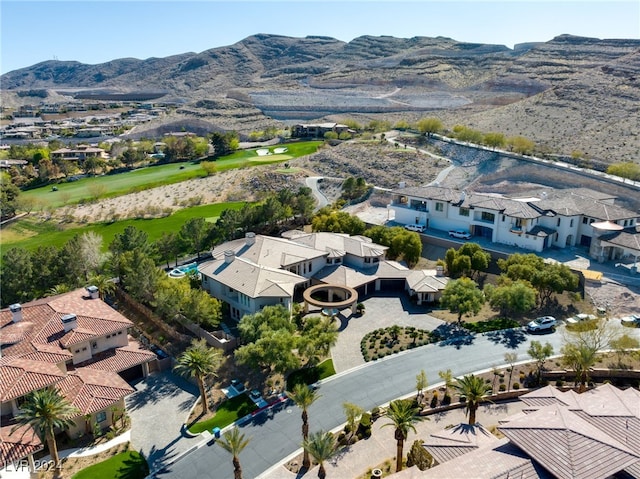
[96,411,107,423]
[106,334,111,339]
[82,347,87,352]
[590,218,595,224]
[502,215,505,222]
[481,212,495,222]
[570,219,574,227]
[118,331,123,335]
[203,276,208,284]
[365,257,372,263]
[557,218,561,227]
[435,202,443,212]
[459,207,469,217]
[74,349,80,353]
[91,341,97,349]
[582,217,589,224]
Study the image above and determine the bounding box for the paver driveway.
[330,294,446,372]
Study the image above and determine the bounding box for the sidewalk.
[259,399,527,479]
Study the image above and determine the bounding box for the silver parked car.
[527,316,557,332]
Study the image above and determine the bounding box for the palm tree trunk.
[395,429,405,472]
[232,456,242,479]
[46,429,60,468]
[318,462,326,479]
[302,412,310,469]
[469,404,477,425]
[197,376,209,413]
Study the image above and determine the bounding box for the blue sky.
[1,1,639,75]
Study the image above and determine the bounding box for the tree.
[301,430,338,479]
[453,375,492,425]
[444,243,490,279]
[88,274,116,300]
[235,329,300,374]
[312,208,366,235]
[483,132,506,149]
[343,402,364,438]
[238,305,295,344]
[217,427,251,479]
[416,117,442,137]
[527,340,554,384]
[607,162,640,181]
[118,250,163,304]
[406,439,433,470]
[110,225,156,259]
[504,352,518,391]
[31,245,62,297]
[174,339,222,413]
[0,247,33,306]
[507,136,535,155]
[439,278,484,323]
[438,369,453,398]
[364,226,422,266]
[286,384,320,470]
[12,388,79,469]
[416,370,428,400]
[484,279,536,316]
[200,161,217,176]
[179,217,211,258]
[323,131,338,140]
[382,399,423,472]
[561,342,598,392]
[298,316,338,366]
[610,334,640,367]
[0,172,21,219]
[533,263,579,308]
[209,131,239,157]
[182,289,222,329]
[156,231,181,268]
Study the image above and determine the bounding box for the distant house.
[198,231,448,320]
[395,383,640,479]
[291,123,351,138]
[0,288,156,472]
[390,186,640,257]
[50,145,109,163]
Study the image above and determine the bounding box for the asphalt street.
[154,325,596,479]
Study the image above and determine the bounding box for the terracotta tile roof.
[0,357,66,401]
[56,368,134,416]
[76,342,156,373]
[499,403,640,479]
[0,423,43,469]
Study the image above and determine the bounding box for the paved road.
[305,176,331,210]
[154,325,596,479]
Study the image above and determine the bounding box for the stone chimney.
[224,250,235,264]
[61,313,78,332]
[9,304,22,323]
[436,265,444,277]
[86,285,99,299]
[245,232,256,246]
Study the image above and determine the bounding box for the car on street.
[449,229,472,239]
[404,224,425,233]
[527,316,557,332]
[249,389,262,401]
[566,313,597,324]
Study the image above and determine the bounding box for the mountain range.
[2,33,639,162]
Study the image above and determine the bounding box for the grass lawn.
[21,141,321,208]
[1,201,246,251]
[286,358,336,390]
[188,394,258,434]
[71,450,148,479]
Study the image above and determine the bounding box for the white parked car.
[404,224,425,233]
[566,313,597,324]
[527,316,557,332]
[448,229,472,239]
[620,314,640,324]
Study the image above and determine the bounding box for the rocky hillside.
[2,33,640,162]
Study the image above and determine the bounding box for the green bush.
[499,384,506,392]
[430,392,439,408]
[556,379,565,387]
[513,382,520,390]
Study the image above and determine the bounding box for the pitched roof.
[75,341,157,373]
[421,424,499,463]
[405,271,449,293]
[499,404,640,479]
[0,423,43,469]
[199,256,306,298]
[0,357,67,401]
[599,227,640,254]
[56,367,134,416]
[289,232,388,258]
[313,264,376,288]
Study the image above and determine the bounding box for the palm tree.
[382,399,423,472]
[453,374,492,425]
[301,430,338,479]
[561,343,597,392]
[217,427,251,479]
[504,352,518,391]
[174,339,222,413]
[88,274,116,300]
[12,388,79,469]
[286,383,320,470]
[438,368,453,398]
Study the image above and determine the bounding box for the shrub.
[371,407,381,419]
[513,382,520,390]
[430,392,439,408]
[556,379,565,387]
[499,384,506,392]
[442,394,451,405]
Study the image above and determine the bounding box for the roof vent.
[9,303,22,323]
[224,250,235,264]
[245,232,256,246]
[398,181,406,189]
[61,313,78,332]
[86,285,99,299]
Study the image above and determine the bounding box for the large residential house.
[390,186,640,260]
[50,145,109,163]
[0,288,156,471]
[394,383,640,479]
[291,123,351,138]
[198,232,448,320]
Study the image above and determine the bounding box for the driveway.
[330,294,446,373]
[125,370,199,472]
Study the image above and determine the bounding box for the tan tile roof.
[600,227,640,254]
[0,357,66,401]
[499,403,640,479]
[422,424,499,463]
[76,342,156,373]
[200,256,306,298]
[56,368,134,416]
[314,265,376,288]
[289,232,387,258]
[0,423,43,469]
[405,271,449,293]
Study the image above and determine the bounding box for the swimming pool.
[168,262,199,278]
